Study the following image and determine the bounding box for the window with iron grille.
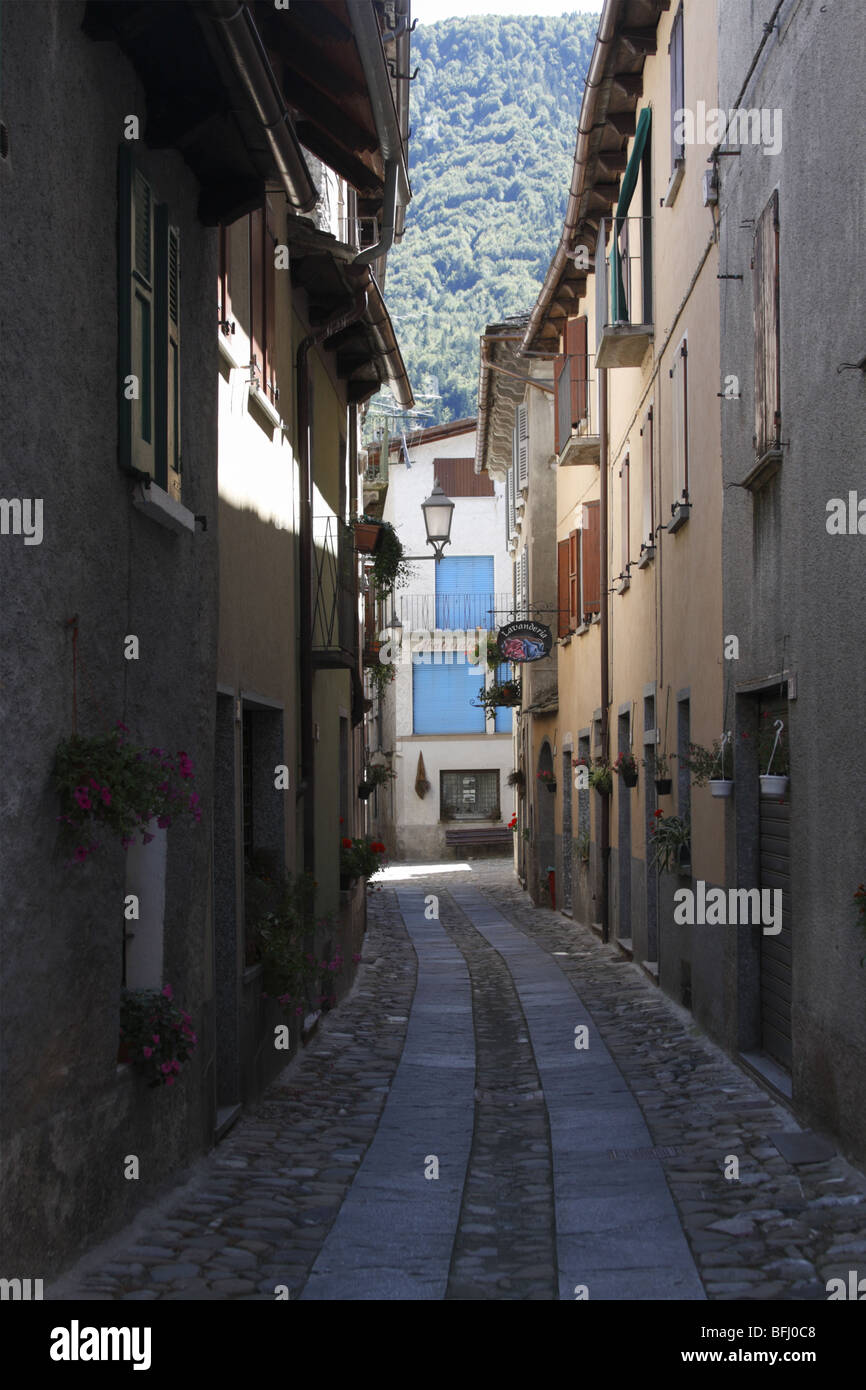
[441,770,500,821]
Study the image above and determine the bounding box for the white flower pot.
[709,779,733,798]
[760,774,789,798]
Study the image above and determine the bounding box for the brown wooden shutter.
[557,539,570,637]
[435,458,494,497]
[566,315,588,425]
[554,354,566,454]
[568,529,579,629]
[265,198,277,404]
[752,189,780,458]
[581,501,601,617]
[250,208,264,389]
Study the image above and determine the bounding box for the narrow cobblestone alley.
[49,864,866,1303]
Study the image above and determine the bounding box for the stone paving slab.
[450,884,705,1302]
[299,888,474,1300]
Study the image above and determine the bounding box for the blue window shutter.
[435,555,495,629]
[494,662,513,733]
[413,660,485,735]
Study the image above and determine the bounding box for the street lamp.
[420,481,455,561]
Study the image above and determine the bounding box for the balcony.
[312,515,358,669]
[555,351,600,466]
[398,592,513,633]
[595,215,653,369]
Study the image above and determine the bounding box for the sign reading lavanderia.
[497,621,553,663]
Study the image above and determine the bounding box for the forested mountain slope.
[381,12,597,427]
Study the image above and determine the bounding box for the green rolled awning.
[612,106,651,323]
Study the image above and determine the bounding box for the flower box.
[709,779,734,798]
[354,522,383,554]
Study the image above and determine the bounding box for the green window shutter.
[119,150,155,478]
[155,205,181,499]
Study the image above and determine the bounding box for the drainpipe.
[202,0,318,214]
[599,365,611,943]
[297,290,369,875]
[353,158,398,268]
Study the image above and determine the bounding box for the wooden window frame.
[118,148,182,498]
[752,189,781,463]
[620,453,630,579]
[641,405,654,552]
[669,3,685,176]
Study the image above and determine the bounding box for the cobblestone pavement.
[49,862,866,1301]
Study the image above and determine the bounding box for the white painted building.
[367,418,516,861]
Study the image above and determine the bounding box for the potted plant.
[507,813,518,833]
[537,769,557,793]
[369,520,411,596]
[474,678,521,722]
[368,762,396,789]
[681,736,734,797]
[54,722,202,864]
[588,759,613,796]
[507,769,525,792]
[758,716,789,798]
[614,751,639,788]
[340,835,387,889]
[649,811,691,875]
[645,750,672,795]
[357,779,374,800]
[368,658,397,700]
[248,868,346,1017]
[353,514,384,554]
[118,984,198,1088]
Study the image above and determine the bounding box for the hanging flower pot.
[545,780,557,794]
[353,520,383,554]
[654,777,672,796]
[709,779,734,798]
[589,761,613,796]
[357,780,374,800]
[614,752,638,788]
[760,774,788,798]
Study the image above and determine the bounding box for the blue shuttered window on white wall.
[413,661,485,734]
[413,556,494,734]
[434,555,495,630]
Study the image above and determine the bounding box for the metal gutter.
[345,0,411,210]
[201,0,318,214]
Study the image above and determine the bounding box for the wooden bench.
[444,826,513,853]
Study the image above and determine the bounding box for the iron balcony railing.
[596,214,653,335]
[555,351,596,454]
[312,515,358,663]
[398,592,514,633]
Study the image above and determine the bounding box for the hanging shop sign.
[497,621,553,663]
